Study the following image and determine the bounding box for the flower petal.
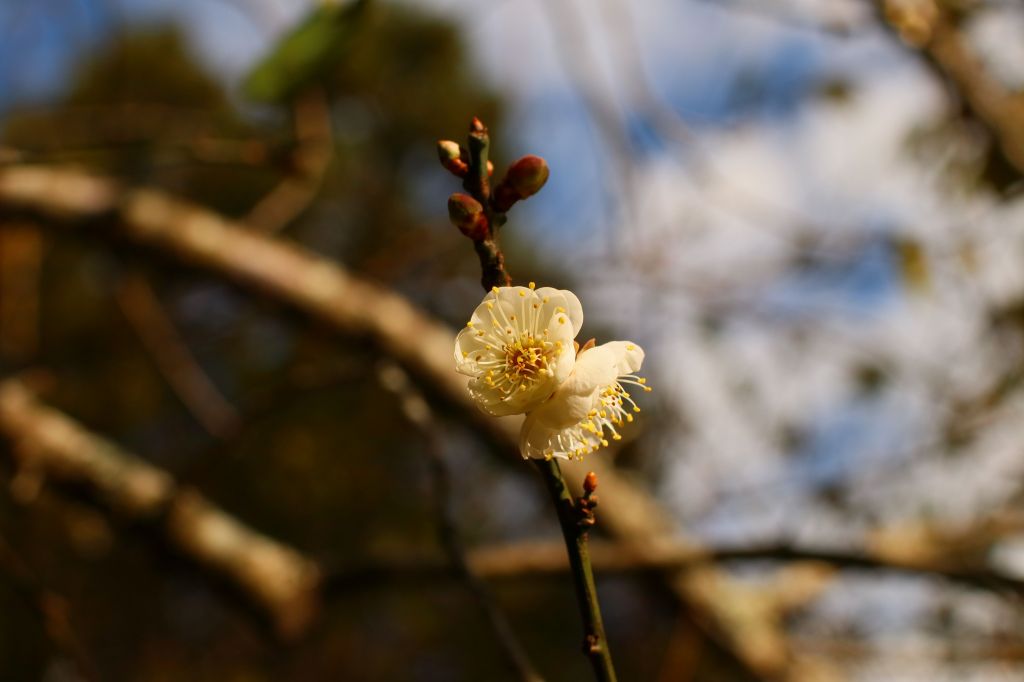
[518,340,646,460]
[454,285,584,416]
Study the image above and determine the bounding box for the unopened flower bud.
[491,183,520,213]
[447,193,488,240]
[583,471,599,495]
[505,155,549,199]
[437,140,468,177]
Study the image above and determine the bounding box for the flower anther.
[455,285,583,416]
[519,341,648,460]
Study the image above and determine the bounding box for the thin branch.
[377,361,542,682]
[532,462,617,682]
[244,88,334,233]
[325,537,1024,597]
[466,540,1024,594]
[0,377,320,639]
[462,118,512,290]
[116,272,241,439]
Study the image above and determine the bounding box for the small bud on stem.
[437,140,469,177]
[506,155,550,197]
[491,155,550,212]
[576,471,600,528]
[448,193,489,241]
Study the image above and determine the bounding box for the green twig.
[533,458,617,682]
[462,118,511,291]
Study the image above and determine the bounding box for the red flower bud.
[437,140,468,177]
[447,193,488,240]
[505,155,549,199]
[490,155,550,212]
[490,183,519,213]
[583,471,599,495]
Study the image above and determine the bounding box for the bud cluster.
[437,117,550,242]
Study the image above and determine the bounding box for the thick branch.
[0,378,320,639]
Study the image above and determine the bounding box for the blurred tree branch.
[324,536,1024,604]
[465,539,1024,594]
[873,0,1024,180]
[116,272,241,439]
[0,377,320,639]
[243,88,334,233]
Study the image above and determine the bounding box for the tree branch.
[466,539,1024,593]
[0,378,320,639]
[873,0,1024,179]
[532,461,616,682]
[116,272,241,439]
[244,88,334,233]
[324,537,1024,597]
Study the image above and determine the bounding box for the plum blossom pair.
[455,284,649,461]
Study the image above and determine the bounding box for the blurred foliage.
[243,0,371,103]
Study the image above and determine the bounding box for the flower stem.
[462,118,511,290]
[533,458,618,682]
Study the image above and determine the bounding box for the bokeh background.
[2,0,1024,679]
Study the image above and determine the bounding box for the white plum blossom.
[519,341,649,461]
[455,284,584,416]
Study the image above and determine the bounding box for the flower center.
[488,336,560,395]
[541,374,651,461]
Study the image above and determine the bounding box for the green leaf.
[243,0,370,103]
